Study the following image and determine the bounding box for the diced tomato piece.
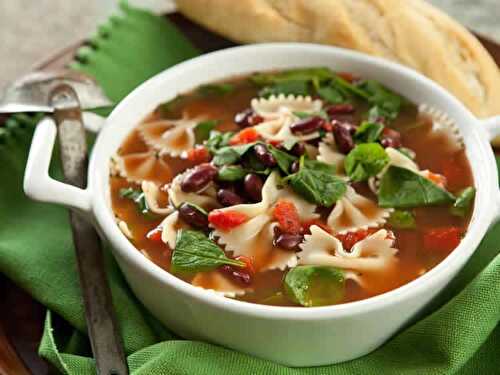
[423,227,462,253]
[268,140,282,147]
[322,122,333,132]
[337,72,359,83]
[301,219,332,234]
[424,171,447,189]
[336,228,378,250]
[273,199,301,235]
[146,226,163,242]
[186,146,211,164]
[229,127,261,145]
[234,255,255,275]
[208,210,249,231]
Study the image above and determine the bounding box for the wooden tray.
[1,12,499,375]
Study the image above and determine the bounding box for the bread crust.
[177,0,500,119]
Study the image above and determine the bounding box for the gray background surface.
[1,0,499,89]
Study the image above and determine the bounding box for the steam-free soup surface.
[110,69,473,307]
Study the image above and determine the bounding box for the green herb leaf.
[119,187,150,215]
[344,143,389,182]
[378,166,455,208]
[387,210,416,229]
[284,266,345,307]
[212,143,257,166]
[217,165,247,181]
[171,230,245,273]
[250,67,333,86]
[159,95,185,117]
[358,80,404,121]
[268,145,297,174]
[450,187,475,217]
[194,120,219,143]
[353,122,385,144]
[288,159,347,207]
[259,80,310,98]
[197,83,234,97]
[316,85,345,104]
[205,130,234,153]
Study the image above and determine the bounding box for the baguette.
[177,0,500,121]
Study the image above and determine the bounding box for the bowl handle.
[23,117,92,215]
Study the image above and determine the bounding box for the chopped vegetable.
[273,199,301,235]
[335,228,378,250]
[378,166,455,208]
[171,229,244,273]
[387,210,417,230]
[288,158,347,207]
[212,142,257,166]
[186,146,211,163]
[357,80,404,122]
[423,227,462,253]
[353,122,385,144]
[316,85,345,104]
[344,143,390,182]
[119,187,151,215]
[208,210,249,231]
[217,165,247,181]
[194,120,219,143]
[197,83,234,97]
[229,127,261,145]
[268,145,297,174]
[423,171,447,189]
[146,226,163,242]
[284,266,346,307]
[450,187,475,217]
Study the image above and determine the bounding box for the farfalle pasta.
[109,67,474,307]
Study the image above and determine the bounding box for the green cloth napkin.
[1,2,499,374]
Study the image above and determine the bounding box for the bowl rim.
[90,43,497,320]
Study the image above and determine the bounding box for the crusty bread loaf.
[176,0,500,120]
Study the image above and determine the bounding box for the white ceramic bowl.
[24,44,500,367]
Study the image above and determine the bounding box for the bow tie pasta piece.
[318,134,345,175]
[139,114,207,157]
[298,226,398,273]
[111,151,172,185]
[167,171,220,210]
[384,147,419,173]
[327,186,392,234]
[251,94,323,142]
[192,271,252,298]
[141,181,174,216]
[419,104,464,152]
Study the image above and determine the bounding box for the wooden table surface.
[0,12,499,375]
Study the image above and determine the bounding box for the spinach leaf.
[159,95,185,116]
[354,122,384,144]
[250,67,333,86]
[316,85,345,104]
[119,187,150,215]
[205,130,233,153]
[450,187,475,217]
[268,145,297,174]
[358,80,404,121]
[194,120,219,143]
[387,210,416,229]
[284,266,345,307]
[197,83,234,97]
[259,80,310,98]
[212,143,256,166]
[378,166,455,208]
[344,143,389,182]
[171,230,245,273]
[217,165,247,181]
[288,159,347,207]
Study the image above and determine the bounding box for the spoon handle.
[50,84,129,375]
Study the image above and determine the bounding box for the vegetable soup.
[110,68,474,307]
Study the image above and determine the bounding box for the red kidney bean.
[234,108,264,128]
[220,264,252,285]
[178,202,208,230]
[381,128,402,148]
[290,160,300,174]
[273,232,304,251]
[217,189,245,207]
[332,121,355,154]
[290,116,325,135]
[290,142,306,156]
[244,173,263,202]
[180,163,218,193]
[326,103,355,116]
[254,144,277,167]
